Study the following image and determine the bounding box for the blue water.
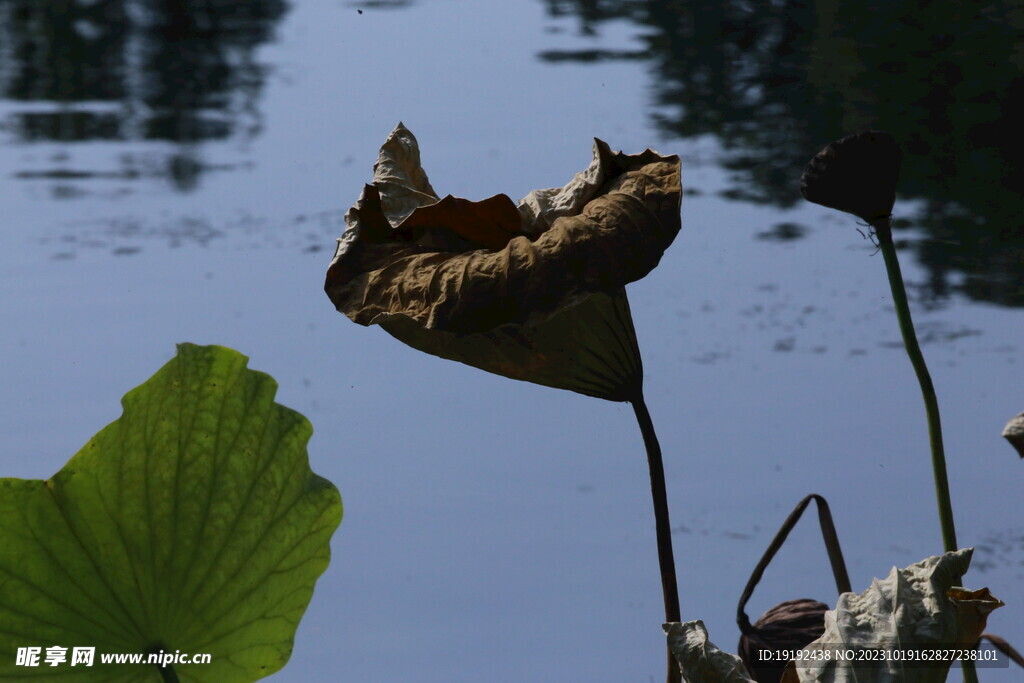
[1,2,1021,680]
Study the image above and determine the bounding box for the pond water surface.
[1,1,1022,681]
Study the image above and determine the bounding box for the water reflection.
[541,0,1024,307]
[349,0,414,9]
[37,207,346,259]
[0,0,288,192]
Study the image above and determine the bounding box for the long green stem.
[876,224,957,552]
[631,392,681,683]
[157,665,179,683]
[875,222,977,683]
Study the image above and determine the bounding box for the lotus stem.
[874,219,977,683]
[631,392,681,683]
[157,665,179,683]
[874,219,957,553]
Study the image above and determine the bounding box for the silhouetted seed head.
[738,599,829,683]
[800,131,902,235]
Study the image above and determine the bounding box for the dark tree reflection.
[0,0,288,192]
[541,0,1024,307]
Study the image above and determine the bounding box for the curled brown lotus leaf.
[326,123,682,401]
[946,587,1005,645]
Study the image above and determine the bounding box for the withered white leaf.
[665,620,756,682]
[794,549,1003,682]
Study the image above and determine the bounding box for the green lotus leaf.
[0,344,342,682]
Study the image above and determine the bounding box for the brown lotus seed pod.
[800,131,902,238]
[738,598,829,683]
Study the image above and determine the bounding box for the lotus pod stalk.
[801,131,976,682]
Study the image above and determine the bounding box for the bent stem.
[875,220,977,683]
[631,392,681,683]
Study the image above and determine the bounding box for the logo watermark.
[15,646,211,668]
[753,643,1008,669]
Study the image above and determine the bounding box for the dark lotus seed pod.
[738,598,829,683]
[800,131,902,229]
